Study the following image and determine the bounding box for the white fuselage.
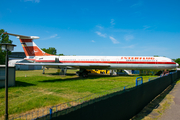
[25,56,178,70]
[6,33,178,71]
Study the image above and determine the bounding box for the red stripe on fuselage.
[33,60,176,65]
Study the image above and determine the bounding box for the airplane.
[5,33,179,77]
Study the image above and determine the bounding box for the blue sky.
[0,0,180,59]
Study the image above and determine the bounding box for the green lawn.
[0,69,156,119]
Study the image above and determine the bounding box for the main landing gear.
[76,69,89,78]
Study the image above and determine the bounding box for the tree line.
[41,47,64,56]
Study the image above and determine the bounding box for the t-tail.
[4,33,53,58]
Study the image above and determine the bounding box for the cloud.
[95,31,106,38]
[24,0,40,3]
[134,46,168,56]
[143,25,151,30]
[91,40,95,42]
[110,19,115,26]
[109,36,119,44]
[50,34,58,38]
[41,34,58,40]
[124,35,134,41]
[131,1,142,8]
[122,45,135,48]
[96,25,104,30]
[7,8,12,13]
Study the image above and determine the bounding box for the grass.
[0,69,156,119]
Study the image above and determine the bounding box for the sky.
[0,0,180,59]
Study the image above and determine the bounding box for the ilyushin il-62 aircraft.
[5,33,179,77]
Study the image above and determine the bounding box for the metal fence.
[9,73,176,120]
[10,86,127,120]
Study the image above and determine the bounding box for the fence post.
[136,78,138,86]
[141,77,143,84]
[170,72,173,83]
[50,108,52,119]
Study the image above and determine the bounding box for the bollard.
[136,77,143,86]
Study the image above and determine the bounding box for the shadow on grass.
[39,77,89,83]
[45,72,138,77]
[39,74,139,82]
[15,81,35,87]
[46,73,76,76]
[131,79,179,120]
[39,73,137,83]
[0,81,35,89]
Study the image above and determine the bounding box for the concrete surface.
[158,82,180,120]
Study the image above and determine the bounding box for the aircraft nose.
[176,63,179,67]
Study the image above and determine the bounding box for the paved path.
[158,82,180,120]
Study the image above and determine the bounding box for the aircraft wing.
[16,63,111,69]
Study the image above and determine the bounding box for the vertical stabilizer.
[4,33,53,57]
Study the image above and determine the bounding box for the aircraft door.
[55,58,59,63]
[116,58,119,68]
[116,58,119,64]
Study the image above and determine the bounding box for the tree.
[175,58,180,67]
[0,29,12,64]
[58,54,64,56]
[154,55,159,57]
[172,59,176,62]
[41,47,57,55]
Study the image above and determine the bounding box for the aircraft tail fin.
[4,33,53,57]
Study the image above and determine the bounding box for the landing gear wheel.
[76,69,88,78]
[82,72,88,78]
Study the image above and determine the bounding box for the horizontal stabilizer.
[4,32,39,39]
